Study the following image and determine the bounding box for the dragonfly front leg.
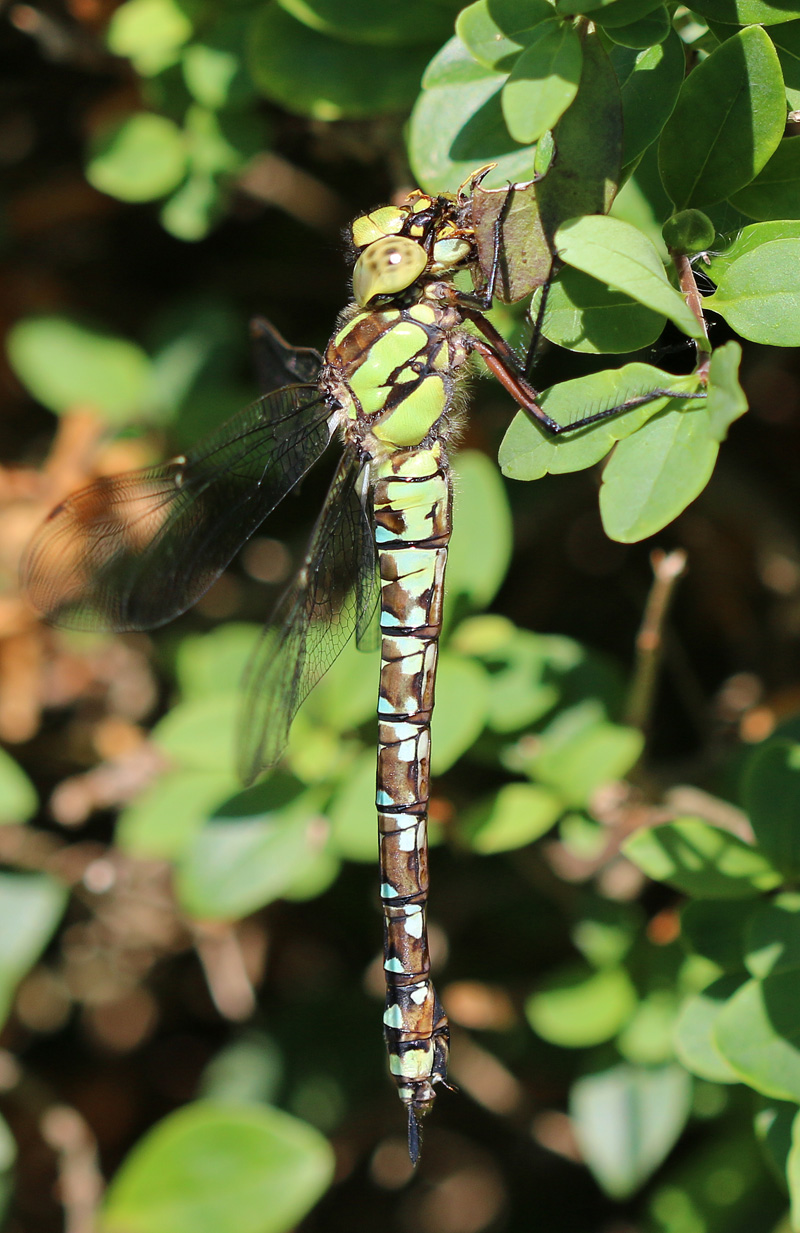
[372,449,453,1164]
[462,309,707,436]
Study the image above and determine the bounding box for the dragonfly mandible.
[22,178,699,1162]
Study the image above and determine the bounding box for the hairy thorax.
[322,293,470,457]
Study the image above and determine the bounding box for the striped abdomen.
[372,444,451,1146]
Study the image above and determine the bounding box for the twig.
[625,549,688,732]
[40,1105,103,1233]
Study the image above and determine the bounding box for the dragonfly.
[22,177,703,1162]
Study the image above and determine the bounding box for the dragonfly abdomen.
[372,444,452,1150]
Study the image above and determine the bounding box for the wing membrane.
[239,452,378,783]
[22,384,334,631]
[250,316,323,391]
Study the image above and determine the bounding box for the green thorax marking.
[324,303,467,450]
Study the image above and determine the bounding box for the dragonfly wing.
[238,451,378,784]
[22,384,335,631]
[250,317,323,391]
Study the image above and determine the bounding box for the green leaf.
[248,5,434,120]
[557,0,662,16]
[537,265,666,354]
[160,173,222,242]
[501,19,582,144]
[107,0,195,75]
[617,990,678,1065]
[461,781,563,853]
[554,214,702,337]
[788,1109,800,1229]
[447,450,513,608]
[571,1064,692,1198]
[537,32,623,234]
[526,964,638,1047]
[745,894,800,979]
[0,749,37,823]
[116,771,237,859]
[176,625,260,702]
[0,873,68,1030]
[87,112,188,202]
[175,784,325,919]
[705,239,800,345]
[658,26,786,210]
[622,816,782,898]
[7,316,152,420]
[603,5,670,49]
[680,899,749,972]
[673,975,745,1083]
[704,219,800,283]
[101,1102,334,1233]
[499,364,701,483]
[772,21,800,109]
[577,0,664,23]
[408,36,536,193]
[714,974,800,1101]
[328,750,377,862]
[456,0,555,70]
[275,0,454,45]
[450,618,567,733]
[181,14,256,110]
[742,741,800,879]
[754,1100,797,1186]
[610,31,685,167]
[151,694,239,773]
[598,401,716,542]
[531,710,643,807]
[598,344,745,542]
[689,0,800,23]
[572,900,639,969]
[730,136,800,221]
[430,653,491,773]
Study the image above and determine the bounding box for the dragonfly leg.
[462,310,707,436]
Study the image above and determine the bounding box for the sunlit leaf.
[100,1102,334,1233]
[0,874,67,1030]
[571,1064,692,1197]
[714,974,800,1101]
[658,26,785,209]
[673,975,746,1083]
[87,112,188,202]
[7,316,151,420]
[623,817,782,898]
[0,750,37,824]
[526,964,637,1046]
[554,214,702,337]
[462,781,562,853]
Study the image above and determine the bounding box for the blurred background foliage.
[2,2,800,1232]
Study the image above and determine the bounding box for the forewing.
[250,316,323,391]
[238,451,378,783]
[22,385,334,631]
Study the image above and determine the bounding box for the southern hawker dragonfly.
[22,178,704,1162]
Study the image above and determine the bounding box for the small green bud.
[662,210,715,255]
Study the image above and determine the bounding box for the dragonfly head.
[352,236,428,307]
[350,191,476,307]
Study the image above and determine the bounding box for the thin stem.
[669,248,712,382]
[625,549,688,732]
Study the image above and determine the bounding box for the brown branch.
[625,549,688,733]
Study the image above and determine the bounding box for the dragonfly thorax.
[323,300,469,452]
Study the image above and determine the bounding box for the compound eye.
[352,236,428,306]
[431,237,472,269]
